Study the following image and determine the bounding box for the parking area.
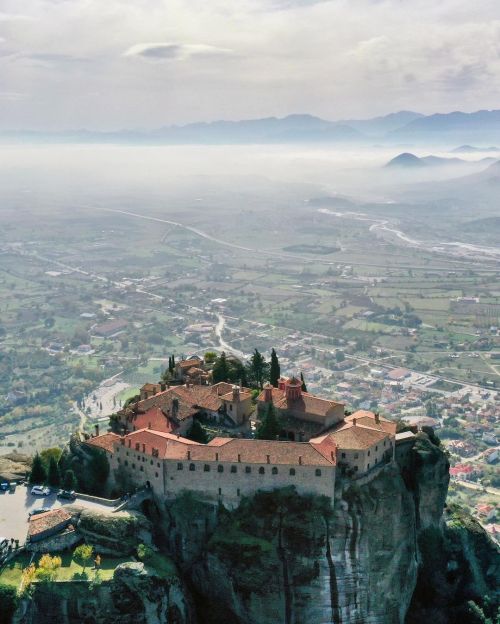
[0,485,117,545]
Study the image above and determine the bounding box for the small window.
[237,488,240,497]
[272,467,278,475]
[132,463,136,469]
[140,466,144,472]
[341,452,346,459]
[367,463,370,470]
[155,472,159,478]
[230,465,237,473]
[150,460,153,465]
[245,466,251,474]
[375,446,378,451]
[189,463,195,471]
[354,453,359,459]
[218,488,221,495]
[384,440,386,446]
[229,404,232,411]
[157,462,160,468]
[218,465,224,473]
[315,469,321,477]
[124,460,128,466]
[367,450,371,456]
[126,452,129,457]
[259,467,265,474]
[117,458,121,463]
[289,468,296,476]
[177,463,183,470]
[204,464,210,472]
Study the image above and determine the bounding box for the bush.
[0,584,18,624]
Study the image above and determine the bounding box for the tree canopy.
[269,348,280,387]
[256,403,281,440]
[29,452,46,484]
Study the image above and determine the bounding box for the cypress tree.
[29,453,47,484]
[186,420,209,444]
[212,352,230,383]
[300,372,307,393]
[256,403,281,440]
[269,348,280,387]
[47,456,61,487]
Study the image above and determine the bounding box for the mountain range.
[4,109,500,145]
[385,152,497,168]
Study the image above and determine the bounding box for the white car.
[31,486,50,496]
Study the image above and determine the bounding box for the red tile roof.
[257,387,343,422]
[340,411,397,435]
[28,508,72,538]
[324,424,390,450]
[119,429,201,459]
[85,432,120,454]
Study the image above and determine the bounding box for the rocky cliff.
[10,432,498,624]
[12,562,192,624]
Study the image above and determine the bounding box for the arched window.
[204,464,210,472]
[217,465,224,473]
[315,469,321,477]
[177,463,183,470]
[272,467,278,475]
[289,468,296,476]
[189,463,195,471]
[245,466,251,474]
[259,467,265,474]
[230,466,237,473]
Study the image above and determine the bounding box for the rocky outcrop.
[13,563,193,624]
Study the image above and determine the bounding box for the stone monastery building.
[90,379,397,507]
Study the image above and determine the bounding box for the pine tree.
[269,348,280,387]
[62,469,77,491]
[212,352,230,383]
[47,456,60,487]
[300,372,307,393]
[168,354,175,374]
[29,453,47,484]
[256,403,281,440]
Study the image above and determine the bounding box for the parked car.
[29,507,51,517]
[57,489,76,500]
[30,486,50,496]
[0,482,9,491]
[9,482,16,493]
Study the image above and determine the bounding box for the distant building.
[92,319,128,338]
[386,368,411,382]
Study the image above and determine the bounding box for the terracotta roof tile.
[324,424,390,450]
[257,387,343,422]
[85,432,120,454]
[28,508,72,538]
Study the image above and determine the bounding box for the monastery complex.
[88,371,410,507]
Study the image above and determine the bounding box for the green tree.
[47,456,61,487]
[0,584,19,623]
[300,372,307,392]
[136,543,154,561]
[256,403,281,440]
[186,419,209,444]
[204,351,217,364]
[168,354,175,374]
[73,544,94,573]
[62,469,77,491]
[335,350,345,362]
[269,348,280,387]
[29,452,47,484]
[248,348,268,389]
[212,351,230,383]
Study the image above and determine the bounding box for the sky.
[1,0,500,130]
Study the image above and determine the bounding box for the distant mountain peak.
[385,152,425,167]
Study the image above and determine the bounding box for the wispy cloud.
[123,42,234,61]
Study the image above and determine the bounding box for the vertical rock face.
[185,433,450,624]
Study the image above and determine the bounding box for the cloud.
[123,42,234,61]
